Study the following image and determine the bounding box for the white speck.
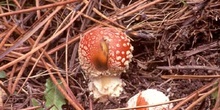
[81,50,87,56]
[115,33,120,35]
[104,36,112,42]
[103,36,108,38]
[121,58,125,63]
[109,58,114,63]
[91,37,95,40]
[83,46,88,50]
[129,54,133,59]
[167,88,171,92]
[116,43,120,47]
[89,32,93,35]
[126,64,129,69]
[127,54,133,59]
[121,51,125,54]
[109,50,115,57]
[116,50,120,54]
[120,36,125,39]
[126,51,131,55]
[130,46,134,51]
[116,56,122,60]
[124,60,129,66]
[127,43,130,46]
[123,43,127,47]
[100,31,103,34]
[114,61,121,66]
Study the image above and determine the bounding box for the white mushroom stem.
[88,76,125,102]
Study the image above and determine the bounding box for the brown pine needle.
[157,65,220,71]
[0,0,79,17]
[161,75,220,79]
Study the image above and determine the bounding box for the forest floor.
[0,0,220,110]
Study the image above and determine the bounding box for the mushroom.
[127,89,173,110]
[78,27,133,101]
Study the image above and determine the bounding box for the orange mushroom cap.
[78,27,133,77]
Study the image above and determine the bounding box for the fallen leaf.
[44,78,66,110]
[31,98,43,110]
[0,71,6,79]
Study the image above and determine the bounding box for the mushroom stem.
[88,76,125,102]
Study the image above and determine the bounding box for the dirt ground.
[0,0,220,110]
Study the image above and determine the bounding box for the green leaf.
[44,78,66,110]
[211,89,218,99]
[211,82,219,100]
[31,98,43,110]
[0,71,6,78]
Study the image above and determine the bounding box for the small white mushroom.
[78,27,133,101]
[127,89,173,110]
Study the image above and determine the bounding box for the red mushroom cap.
[78,27,133,77]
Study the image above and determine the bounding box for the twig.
[0,82,10,96]
[172,79,219,110]
[176,41,220,58]
[186,86,218,110]
[17,19,52,94]
[0,0,79,17]
[157,65,220,71]
[116,0,164,20]
[13,0,21,9]
[161,75,220,79]
[0,24,18,49]
[42,59,83,110]
[20,106,42,110]
[35,0,41,19]
[47,0,165,55]
[0,1,86,71]
[7,63,17,93]
[0,6,63,60]
[213,80,220,109]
